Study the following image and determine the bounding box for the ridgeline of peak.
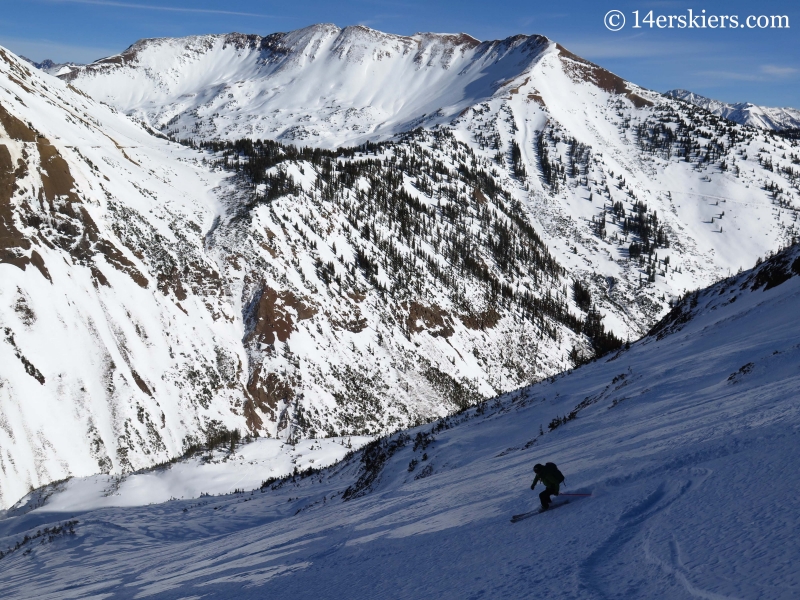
[54,25,564,147]
[19,55,80,77]
[666,88,800,132]
[108,25,498,58]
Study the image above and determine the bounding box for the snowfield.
[0,45,252,509]
[1,243,798,599]
[8,435,372,513]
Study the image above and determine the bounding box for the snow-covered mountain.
[666,88,800,132]
[2,27,799,511]
[60,25,551,147]
[2,241,798,598]
[19,57,80,78]
[0,45,253,509]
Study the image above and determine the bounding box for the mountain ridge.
[666,88,800,132]
[56,25,560,146]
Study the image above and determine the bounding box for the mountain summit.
[59,25,555,146]
[58,26,662,149]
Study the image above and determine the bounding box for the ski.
[511,500,570,522]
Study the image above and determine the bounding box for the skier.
[531,462,564,511]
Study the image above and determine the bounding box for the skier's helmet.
[533,463,544,473]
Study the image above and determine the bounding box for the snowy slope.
[4,435,371,513]
[194,34,799,448]
[3,39,601,510]
[56,26,800,322]
[1,243,798,599]
[61,27,800,285]
[0,45,253,508]
[666,89,800,131]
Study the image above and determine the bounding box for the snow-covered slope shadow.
[1,245,799,597]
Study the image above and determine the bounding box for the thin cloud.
[696,70,765,82]
[697,65,799,83]
[559,35,714,60]
[351,0,424,8]
[761,65,798,78]
[48,0,278,18]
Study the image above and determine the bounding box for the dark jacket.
[532,465,561,493]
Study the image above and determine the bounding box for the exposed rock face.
[0,45,248,508]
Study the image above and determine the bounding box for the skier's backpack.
[545,462,565,484]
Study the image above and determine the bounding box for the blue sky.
[1,0,797,107]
